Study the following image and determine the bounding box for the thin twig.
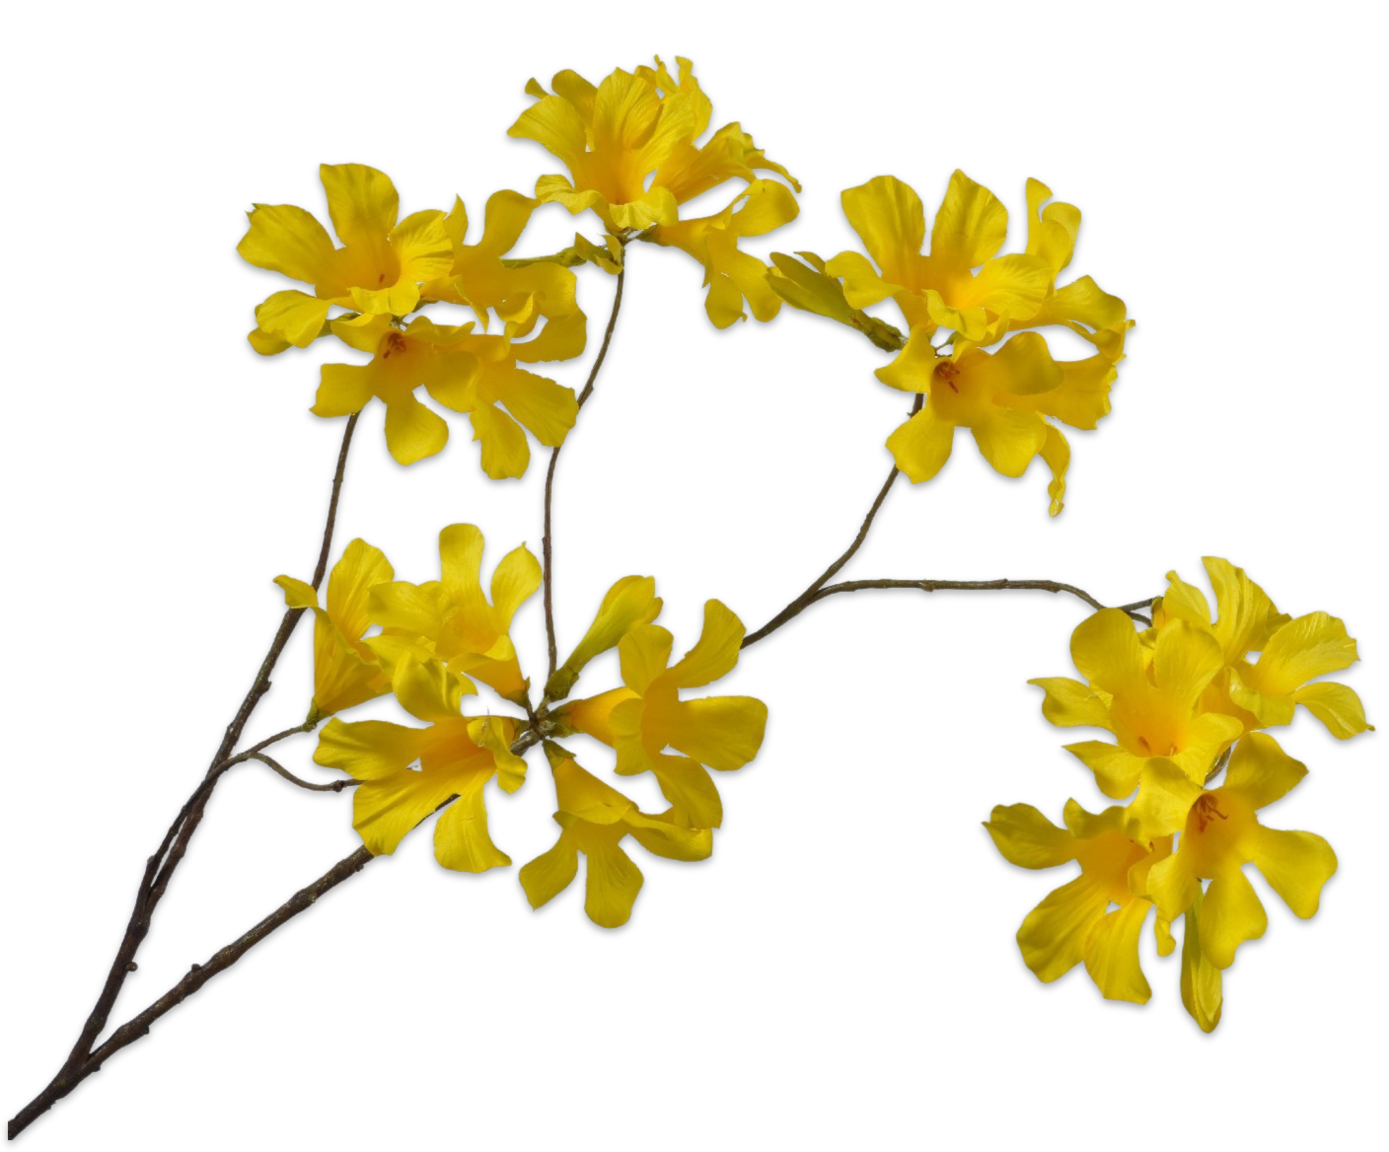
[744,464,905,647]
[12,414,358,1140]
[542,254,627,682]
[249,751,357,793]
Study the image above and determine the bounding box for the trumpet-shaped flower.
[545,575,663,702]
[238,163,452,353]
[646,178,799,328]
[824,172,1054,342]
[275,539,394,719]
[315,655,526,871]
[986,799,1171,1004]
[1032,610,1243,798]
[508,56,797,234]
[420,190,588,364]
[1140,733,1338,970]
[1153,559,1372,739]
[367,524,540,704]
[520,744,712,928]
[314,314,577,473]
[557,600,766,830]
[877,331,1108,515]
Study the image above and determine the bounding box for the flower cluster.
[282,530,766,927]
[771,173,1132,515]
[989,558,1371,1029]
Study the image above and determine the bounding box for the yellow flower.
[508,56,797,234]
[420,189,588,364]
[1031,609,1243,799]
[519,744,712,928]
[877,331,1108,515]
[1138,733,1338,971]
[238,163,452,354]
[366,524,540,706]
[557,600,766,829]
[315,654,526,871]
[646,179,799,328]
[313,313,577,474]
[1154,559,1372,740]
[986,799,1172,1004]
[824,172,1054,342]
[274,539,394,719]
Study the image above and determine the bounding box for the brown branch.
[542,253,627,683]
[8,848,375,1140]
[11,414,358,1140]
[744,464,905,650]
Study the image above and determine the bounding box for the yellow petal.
[1023,178,1080,275]
[970,407,1047,478]
[840,175,925,287]
[1069,609,1146,697]
[384,396,449,465]
[1039,422,1069,517]
[392,656,463,723]
[434,776,511,873]
[984,803,1076,869]
[1249,611,1359,695]
[664,696,768,770]
[619,625,676,694]
[468,716,527,793]
[1204,557,1288,662]
[326,539,394,642]
[508,94,588,168]
[650,754,723,829]
[468,403,531,478]
[625,811,713,862]
[1153,621,1225,711]
[1066,740,1144,799]
[238,203,335,284]
[314,717,427,781]
[275,575,319,611]
[1145,850,1201,923]
[1017,875,1107,983]
[1126,759,1205,841]
[1029,677,1111,731]
[1249,825,1336,919]
[1083,901,1152,1004]
[1293,681,1374,739]
[931,169,1009,269]
[886,405,955,483]
[1222,732,1307,811]
[520,827,579,909]
[1200,865,1267,969]
[254,290,332,348]
[581,834,644,929]
[319,163,398,247]
[482,366,577,447]
[667,600,746,688]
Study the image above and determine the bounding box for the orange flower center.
[1193,794,1228,834]
[380,331,409,360]
[934,360,961,394]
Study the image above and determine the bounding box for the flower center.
[380,331,409,360]
[1193,793,1228,834]
[934,360,961,394]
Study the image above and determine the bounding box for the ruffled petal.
[1222,732,1307,811]
[254,290,332,348]
[433,775,511,873]
[886,405,955,483]
[1083,900,1152,1004]
[930,169,1009,268]
[1029,677,1112,731]
[840,175,926,287]
[1017,875,1107,983]
[1249,611,1358,695]
[520,828,579,910]
[1200,865,1268,969]
[1248,826,1336,919]
[1293,681,1373,738]
[1069,609,1147,698]
[320,163,398,247]
[1180,894,1223,1032]
[238,203,335,284]
[663,696,768,770]
[984,803,1076,869]
[667,600,745,688]
[619,625,676,694]
[1066,740,1145,799]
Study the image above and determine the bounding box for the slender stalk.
[742,397,925,650]
[249,751,357,792]
[8,849,375,1140]
[542,256,627,681]
[9,414,358,1141]
[742,577,1152,650]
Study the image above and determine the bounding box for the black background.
[13,47,1377,1139]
